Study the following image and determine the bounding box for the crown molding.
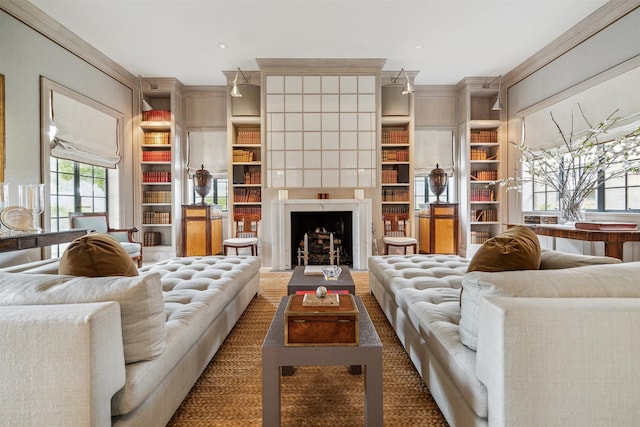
[1,0,138,89]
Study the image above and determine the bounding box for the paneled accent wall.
[265,75,377,189]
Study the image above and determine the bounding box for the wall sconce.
[483,75,503,111]
[230,67,249,98]
[392,68,414,95]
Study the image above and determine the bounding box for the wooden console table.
[0,229,88,253]
[513,224,640,260]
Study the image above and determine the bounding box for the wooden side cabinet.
[181,205,223,256]
[419,203,459,255]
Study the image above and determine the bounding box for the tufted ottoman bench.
[112,255,261,426]
[368,254,491,426]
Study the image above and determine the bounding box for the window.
[49,157,107,256]
[522,141,639,213]
[188,177,229,210]
[414,176,452,208]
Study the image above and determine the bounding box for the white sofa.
[0,255,261,426]
[369,252,640,427]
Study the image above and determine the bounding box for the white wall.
[0,10,135,266]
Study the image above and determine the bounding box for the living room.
[1,1,640,426]
[1,1,639,268]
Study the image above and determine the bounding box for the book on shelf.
[574,222,638,231]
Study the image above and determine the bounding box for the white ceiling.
[28,0,609,86]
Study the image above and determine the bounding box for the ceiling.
[28,0,609,87]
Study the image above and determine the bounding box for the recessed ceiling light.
[415,43,424,49]
[218,43,228,49]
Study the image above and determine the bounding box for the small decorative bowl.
[322,265,342,281]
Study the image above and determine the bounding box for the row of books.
[470,129,498,143]
[233,207,262,221]
[382,129,409,145]
[470,231,491,244]
[471,209,498,222]
[142,151,171,162]
[471,170,498,181]
[143,232,162,247]
[381,169,399,184]
[143,171,171,183]
[143,211,171,225]
[143,191,172,204]
[381,148,409,162]
[470,189,495,202]
[470,148,492,160]
[233,149,256,162]
[382,188,409,202]
[144,132,170,145]
[233,188,261,203]
[142,110,171,122]
[236,129,261,145]
[242,167,261,184]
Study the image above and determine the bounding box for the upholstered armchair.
[70,212,142,267]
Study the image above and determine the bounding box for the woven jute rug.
[167,270,448,426]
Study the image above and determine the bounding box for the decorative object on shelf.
[230,67,248,98]
[19,183,45,232]
[0,206,33,231]
[392,68,414,95]
[193,165,212,205]
[494,105,640,223]
[429,164,448,203]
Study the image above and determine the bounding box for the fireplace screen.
[290,211,352,267]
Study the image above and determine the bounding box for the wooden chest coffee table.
[262,295,383,426]
[287,265,356,295]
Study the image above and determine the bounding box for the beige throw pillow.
[0,271,166,363]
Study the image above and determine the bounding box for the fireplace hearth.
[271,198,372,270]
[291,211,353,266]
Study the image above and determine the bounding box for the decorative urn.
[193,164,212,205]
[429,164,447,203]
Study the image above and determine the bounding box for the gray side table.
[262,295,383,426]
[286,265,356,295]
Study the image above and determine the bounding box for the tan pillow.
[59,233,138,277]
[467,225,541,272]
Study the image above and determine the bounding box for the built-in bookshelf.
[380,122,412,224]
[458,77,503,258]
[225,72,262,224]
[139,78,183,261]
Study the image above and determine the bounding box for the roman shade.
[414,129,455,176]
[186,130,227,177]
[50,90,121,168]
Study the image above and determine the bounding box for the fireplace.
[290,211,353,267]
[271,199,372,270]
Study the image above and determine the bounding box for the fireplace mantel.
[271,199,372,270]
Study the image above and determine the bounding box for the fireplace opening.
[290,211,353,267]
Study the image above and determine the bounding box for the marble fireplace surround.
[271,198,372,271]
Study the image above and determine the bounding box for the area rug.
[167,270,448,426]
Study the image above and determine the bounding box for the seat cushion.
[59,233,138,277]
[223,237,258,246]
[383,236,417,245]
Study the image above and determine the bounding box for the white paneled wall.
[266,75,377,189]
